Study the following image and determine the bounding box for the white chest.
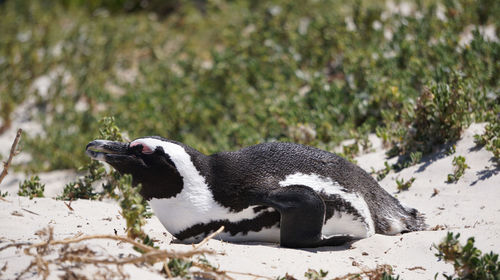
[148,197,262,235]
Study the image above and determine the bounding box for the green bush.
[435,232,500,280]
[447,156,470,183]
[59,0,181,16]
[396,177,416,191]
[1,0,499,173]
[475,115,500,161]
[379,73,475,159]
[18,175,45,199]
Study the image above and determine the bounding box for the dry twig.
[1,226,265,280]
[64,200,74,211]
[22,208,39,215]
[224,270,276,280]
[0,128,22,186]
[332,264,393,280]
[193,225,225,249]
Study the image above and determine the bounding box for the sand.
[0,123,499,279]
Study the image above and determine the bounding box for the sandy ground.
[0,123,499,279]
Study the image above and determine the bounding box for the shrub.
[380,74,474,159]
[18,175,45,199]
[447,156,470,183]
[475,114,500,161]
[1,0,498,173]
[435,232,500,280]
[58,116,124,200]
[396,177,416,191]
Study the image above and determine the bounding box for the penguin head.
[85,137,184,199]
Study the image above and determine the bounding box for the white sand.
[0,123,499,279]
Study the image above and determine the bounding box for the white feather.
[279,173,375,238]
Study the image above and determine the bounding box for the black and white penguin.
[86,137,426,248]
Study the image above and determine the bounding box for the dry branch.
[0,128,22,186]
[193,225,225,249]
[1,226,263,280]
[332,264,393,280]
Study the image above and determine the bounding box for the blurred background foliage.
[0,0,498,172]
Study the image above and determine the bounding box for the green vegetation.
[18,175,45,199]
[113,173,150,242]
[304,269,328,280]
[58,117,123,200]
[475,118,500,161]
[167,258,193,278]
[372,161,392,181]
[435,232,500,280]
[58,159,106,200]
[1,0,498,173]
[380,75,475,159]
[447,156,470,183]
[446,145,457,156]
[396,177,416,191]
[57,117,153,248]
[382,274,401,280]
[279,266,399,280]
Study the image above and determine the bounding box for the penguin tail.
[404,207,427,232]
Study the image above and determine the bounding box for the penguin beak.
[85,140,130,163]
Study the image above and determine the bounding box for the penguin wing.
[259,184,355,248]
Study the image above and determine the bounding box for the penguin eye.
[130,141,154,154]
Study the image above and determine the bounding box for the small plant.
[435,232,500,279]
[396,177,416,191]
[167,258,193,278]
[113,173,150,241]
[98,116,126,143]
[446,145,456,156]
[342,143,360,164]
[409,80,472,154]
[447,156,469,183]
[18,176,45,199]
[409,151,423,166]
[98,117,154,248]
[58,117,124,200]
[382,273,401,280]
[392,151,424,171]
[475,119,499,161]
[379,73,477,168]
[58,159,106,200]
[341,127,373,163]
[372,161,392,181]
[1,190,8,197]
[96,116,126,199]
[57,117,154,249]
[304,269,328,280]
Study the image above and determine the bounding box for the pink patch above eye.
[130,141,154,154]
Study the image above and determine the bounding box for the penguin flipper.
[262,184,354,248]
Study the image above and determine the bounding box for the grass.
[0,0,498,173]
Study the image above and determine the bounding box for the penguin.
[86,136,426,248]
